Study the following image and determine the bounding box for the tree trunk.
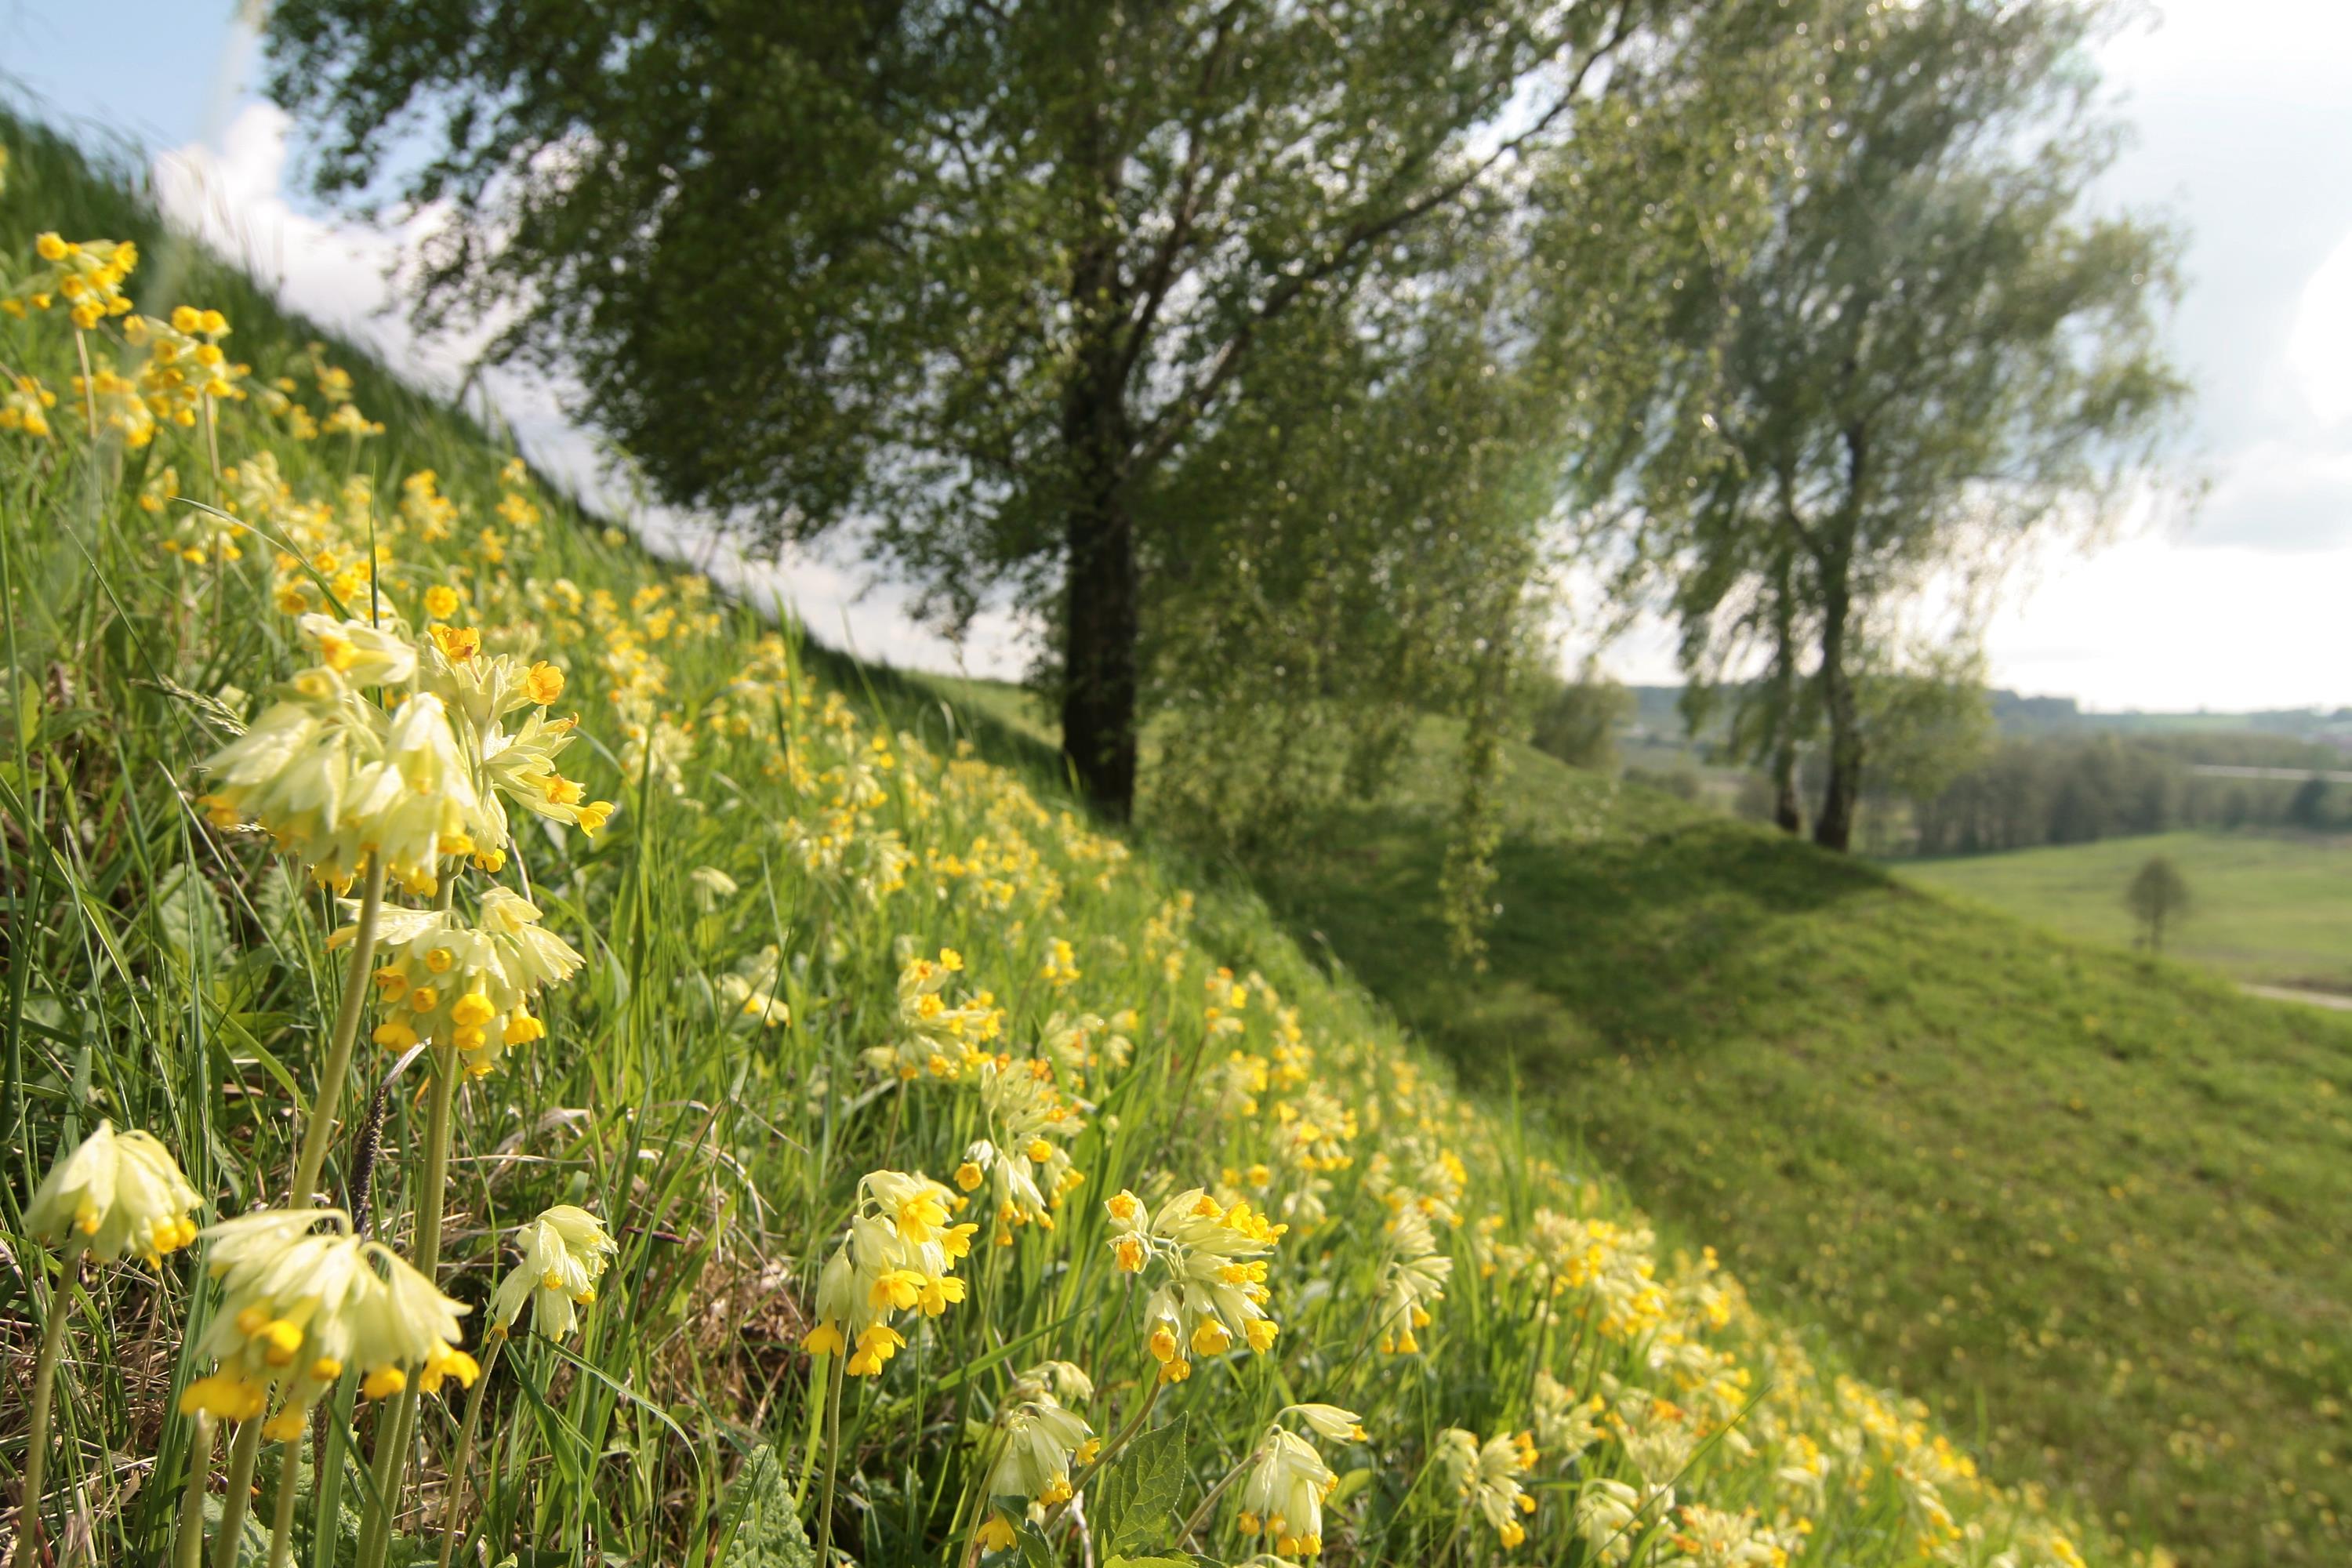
[1058,222,1140,819]
[1768,546,1802,836]
[1058,459,1139,819]
[1813,573,1862,852]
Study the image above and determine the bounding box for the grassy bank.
[1237,726,2352,1568]
[0,114,2114,1568]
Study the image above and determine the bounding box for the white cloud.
[2287,230,2352,428]
[150,102,1034,683]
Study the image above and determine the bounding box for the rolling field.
[916,681,2352,1568]
[1897,829,2352,991]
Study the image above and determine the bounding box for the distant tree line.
[1896,735,2344,855]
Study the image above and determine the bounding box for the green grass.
[1896,829,2352,991]
[0,112,2110,1568]
[1233,725,2352,1568]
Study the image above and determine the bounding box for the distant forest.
[1613,686,2352,856]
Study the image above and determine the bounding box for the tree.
[262,0,1793,819]
[2126,855,2190,953]
[2288,773,2332,830]
[1625,0,2186,851]
[1530,662,1634,772]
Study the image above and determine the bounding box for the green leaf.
[1104,1557,1203,1568]
[1017,1521,1058,1568]
[1094,1414,1189,1559]
[717,1444,815,1568]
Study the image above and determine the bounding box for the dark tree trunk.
[1813,569,1862,852]
[1058,221,1140,819]
[1769,546,1802,836]
[1058,459,1139,819]
[1772,741,1802,835]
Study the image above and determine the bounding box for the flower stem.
[265,1434,302,1568]
[14,1243,81,1566]
[290,855,388,1207]
[816,1351,846,1566]
[434,1330,506,1568]
[212,1417,265,1568]
[357,1044,460,1568]
[174,1414,219,1568]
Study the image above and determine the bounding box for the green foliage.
[1255,721,2352,1568]
[1627,0,2187,850]
[1527,666,1633,773]
[1092,1417,1189,1561]
[2123,854,2190,953]
[716,1446,814,1568]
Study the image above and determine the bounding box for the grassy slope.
[2,115,2114,1568]
[1896,829,2352,991]
[924,683,2352,1568]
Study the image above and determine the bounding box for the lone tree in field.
[262,0,1790,819]
[2126,855,2190,953]
[1628,0,2186,851]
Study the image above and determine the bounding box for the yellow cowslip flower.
[1105,1187,1285,1382]
[1534,1370,1605,1464]
[1,372,57,437]
[321,401,383,438]
[490,1204,618,1340]
[718,943,789,1028]
[199,622,495,895]
[800,1170,976,1377]
[11,233,136,328]
[1373,1205,1452,1354]
[1237,1420,1347,1560]
[476,706,615,841]
[1577,1476,1671,1565]
[24,1122,202,1265]
[863,949,1003,1080]
[347,886,583,1076]
[423,584,461,620]
[185,1209,473,1431]
[978,1360,1096,1547]
[1436,1428,1539,1549]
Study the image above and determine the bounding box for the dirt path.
[2241,983,2352,1012]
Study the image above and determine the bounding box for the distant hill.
[1624,681,2352,752]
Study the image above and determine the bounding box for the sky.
[4,0,2348,713]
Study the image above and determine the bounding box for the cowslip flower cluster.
[801,1170,978,1377]
[866,947,1004,1080]
[956,1054,1085,1244]
[200,616,488,895]
[1436,1428,1541,1549]
[350,885,583,1076]
[1373,1204,1453,1353]
[975,1361,1098,1552]
[490,1204,619,1340]
[180,1210,476,1437]
[25,1122,203,1265]
[1105,1186,1285,1382]
[5,231,138,328]
[1237,1406,1364,1560]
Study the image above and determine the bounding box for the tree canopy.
[264,0,1802,819]
[1624,0,2186,850]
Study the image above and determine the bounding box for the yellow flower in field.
[1106,1186,1284,1381]
[1238,1420,1346,1560]
[12,232,136,327]
[423,584,461,620]
[1374,1205,1452,1354]
[688,864,738,910]
[186,1209,471,1428]
[1533,1370,1605,1464]
[490,1204,618,1340]
[863,949,1004,1080]
[978,1360,1095,1546]
[348,886,583,1076]
[1437,1428,1538,1549]
[25,1122,202,1265]
[1577,1476,1671,1565]
[1,372,57,437]
[800,1169,975,1377]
